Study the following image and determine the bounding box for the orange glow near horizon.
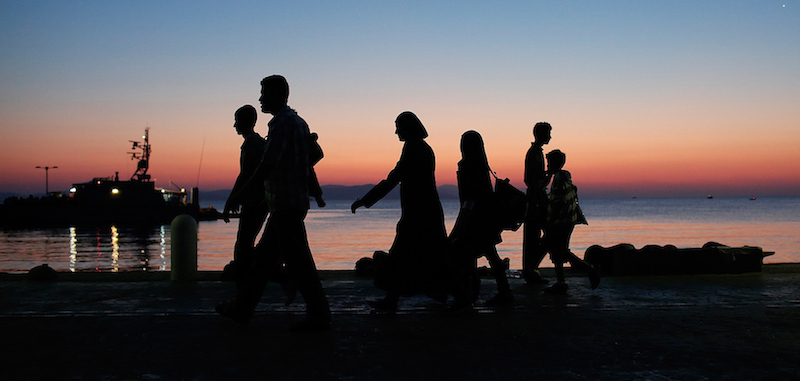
[4,117,800,199]
[3,2,800,200]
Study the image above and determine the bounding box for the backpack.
[491,172,527,231]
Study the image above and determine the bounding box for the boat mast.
[129,128,151,182]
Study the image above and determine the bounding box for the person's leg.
[240,215,281,310]
[566,254,592,272]
[444,241,475,308]
[544,225,600,291]
[484,245,514,305]
[232,202,268,287]
[276,210,330,324]
[553,261,565,283]
[565,250,601,290]
[216,214,279,322]
[543,226,570,294]
[485,246,511,295]
[522,203,548,284]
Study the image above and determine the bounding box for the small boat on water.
[0,128,222,227]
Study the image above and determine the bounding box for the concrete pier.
[1,265,799,380]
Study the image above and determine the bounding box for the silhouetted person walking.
[449,130,512,306]
[222,105,269,289]
[351,111,449,314]
[542,149,600,294]
[217,75,330,331]
[523,122,552,284]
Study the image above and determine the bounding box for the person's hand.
[351,199,365,214]
[222,200,239,223]
[316,197,326,208]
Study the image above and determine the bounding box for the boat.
[1,128,222,227]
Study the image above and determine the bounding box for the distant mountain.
[198,189,235,202]
[1,193,23,203]
[199,184,460,202]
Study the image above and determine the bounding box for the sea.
[1,197,799,273]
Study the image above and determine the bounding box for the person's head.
[259,75,290,114]
[533,122,552,145]
[460,130,488,167]
[546,149,566,172]
[394,111,428,141]
[234,105,257,134]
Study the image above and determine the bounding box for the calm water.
[1,197,799,273]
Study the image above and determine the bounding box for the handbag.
[490,170,527,231]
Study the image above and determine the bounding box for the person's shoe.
[215,298,252,325]
[368,298,397,315]
[542,282,568,295]
[484,292,514,307]
[290,318,331,332]
[588,264,602,290]
[523,270,549,285]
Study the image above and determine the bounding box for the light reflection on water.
[1,197,799,273]
[1,225,169,273]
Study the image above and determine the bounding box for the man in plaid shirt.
[217,75,331,331]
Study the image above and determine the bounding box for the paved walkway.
[2,265,800,380]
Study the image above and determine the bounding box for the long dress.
[360,139,448,300]
[449,158,501,247]
[449,158,508,301]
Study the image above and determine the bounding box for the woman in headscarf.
[351,111,448,313]
[449,130,512,307]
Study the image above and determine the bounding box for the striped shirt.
[547,170,586,227]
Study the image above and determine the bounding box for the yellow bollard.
[170,214,197,282]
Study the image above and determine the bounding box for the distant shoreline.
[5,186,800,204]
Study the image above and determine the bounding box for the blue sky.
[2,1,799,197]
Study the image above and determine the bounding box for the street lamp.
[35,166,58,195]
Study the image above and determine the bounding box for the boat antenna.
[196,134,206,188]
[128,128,151,182]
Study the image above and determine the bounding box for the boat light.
[111,188,120,195]
[69,187,77,193]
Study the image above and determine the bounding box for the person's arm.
[223,137,262,222]
[352,147,405,213]
[227,136,278,210]
[308,166,325,207]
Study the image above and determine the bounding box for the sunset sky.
[2,1,799,199]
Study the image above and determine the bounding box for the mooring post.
[171,214,197,282]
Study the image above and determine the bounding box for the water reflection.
[111,225,119,271]
[2,198,799,272]
[69,227,77,272]
[47,225,168,272]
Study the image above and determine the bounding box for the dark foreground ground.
[2,265,800,381]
